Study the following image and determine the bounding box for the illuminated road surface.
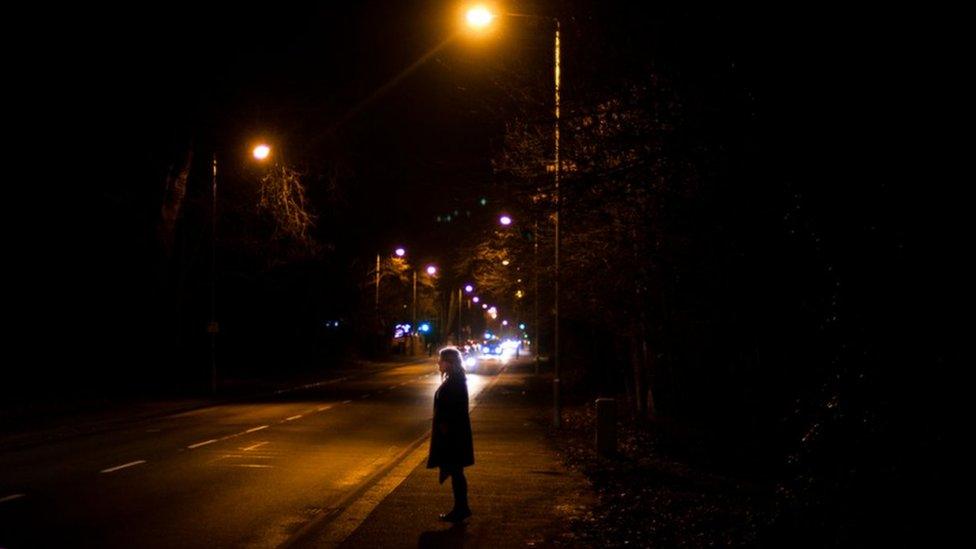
[0,359,496,547]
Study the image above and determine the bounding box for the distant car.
[482,341,502,355]
[461,349,479,371]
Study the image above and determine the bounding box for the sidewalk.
[299,358,595,548]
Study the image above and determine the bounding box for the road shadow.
[417,522,468,548]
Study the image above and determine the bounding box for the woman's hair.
[439,348,466,380]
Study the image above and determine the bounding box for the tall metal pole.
[210,154,218,394]
[457,288,463,344]
[534,220,540,374]
[375,253,381,316]
[553,19,562,427]
[412,270,418,326]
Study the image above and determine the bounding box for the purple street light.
[464,284,474,293]
[394,247,406,257]
[499,215,512,226]
[472,296,480,303]
[426,265,438,275]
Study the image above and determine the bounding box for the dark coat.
[427,374,474,472]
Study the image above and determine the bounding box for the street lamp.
[499,214,512,226]
[376,247,406,318]
[464,284,475,293]
[463,5,563,426]
[210,142,272,394]
[465,5,495,30]
[414,263,438,329]
[252,144,271,160]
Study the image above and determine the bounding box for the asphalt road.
[0,358,497,548]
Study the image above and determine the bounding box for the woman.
[427,347,474,522]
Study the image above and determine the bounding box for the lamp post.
[210,143,271,394]
[376,247,407,321]
[465,6,562,425]
[414,264,438,327]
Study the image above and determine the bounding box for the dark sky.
[75,1,543,264]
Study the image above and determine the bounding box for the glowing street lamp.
[426,265,438,276]
[499,215,512,226]
[482,303,488,310]
[502,259,510,266]
[472,296,480,303]
[252,144,271,161]
[464,284,475,293]
[465,5,495,30]
[377,247,407,322]
[502,320,509,326]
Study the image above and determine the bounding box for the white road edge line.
[246,425,269,433]
[0,493,26,504]
[187,439,218,449]
[100,460,146,474]
[285,414,303,421]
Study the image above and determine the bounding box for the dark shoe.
[438,508,472,522]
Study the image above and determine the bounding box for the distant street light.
[502,259,510,266]
[472,296,480,303]
[415,263,438,332]
[252,144,271,161]
[499,215,512,226]
[482,303,488,310]
[464,284,475,293]
[377,247,407,323]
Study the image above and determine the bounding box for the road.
[0,358,497,547]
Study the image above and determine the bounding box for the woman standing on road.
[427,347,474,522]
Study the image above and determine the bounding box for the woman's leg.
[449,467,470,512]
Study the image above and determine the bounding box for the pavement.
[292,357,594,548]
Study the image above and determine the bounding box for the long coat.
[427,374,475,472]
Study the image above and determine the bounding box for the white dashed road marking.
[100,460,146,474]
[285,415,303,421]
[0,494,26,504]
[187,439,218,449]
[242,441,269,452]
[246,425,269,433]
